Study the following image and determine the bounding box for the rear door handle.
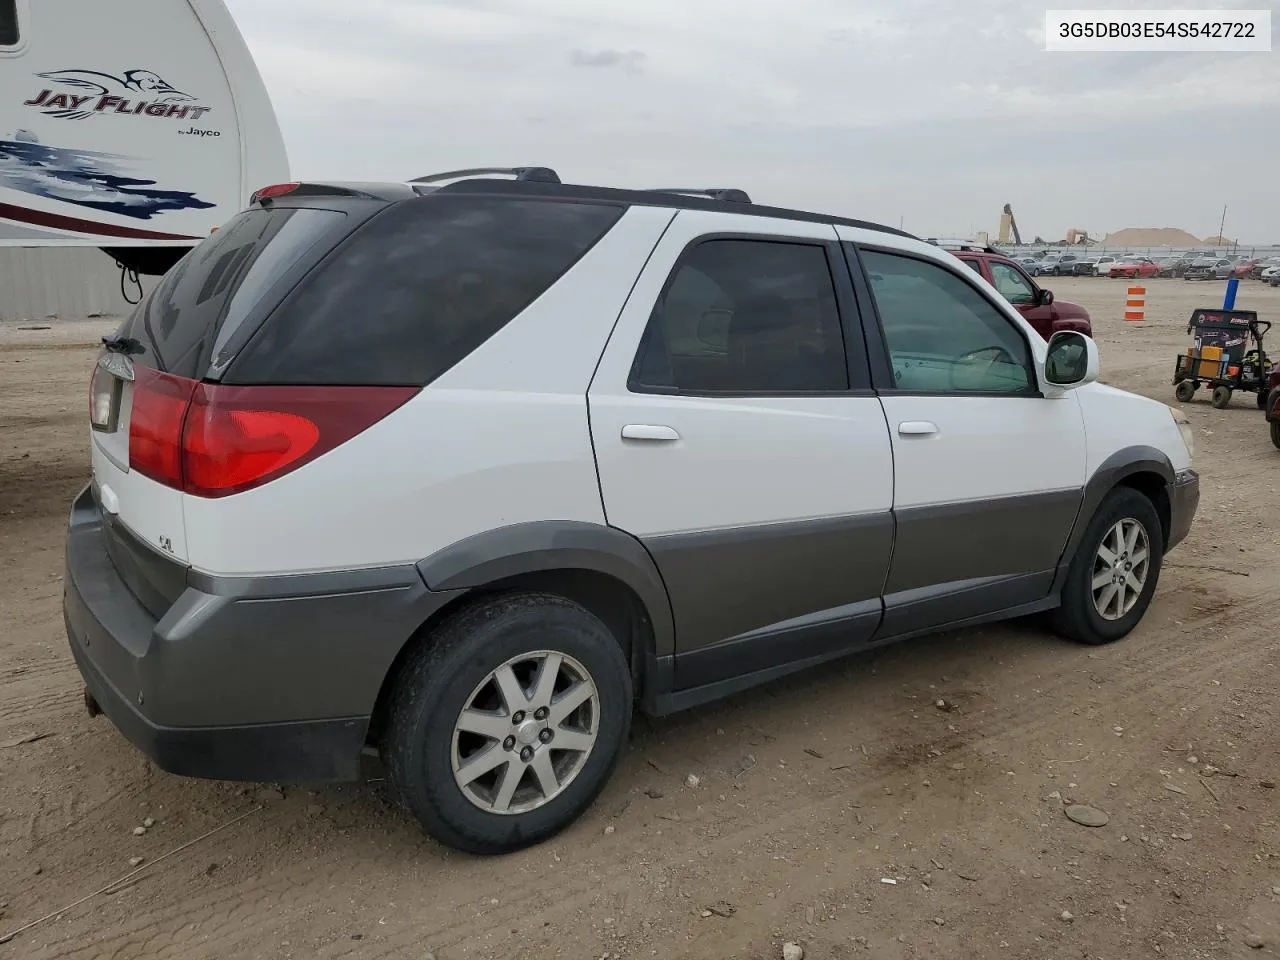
[897,420,938,437]
[621,424,680,442]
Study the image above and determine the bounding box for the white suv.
[65,168,1199,854]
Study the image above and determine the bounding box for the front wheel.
[1212,385,1232,408]
[383,593,633,855]
[1051,487,1164,646]
[1174,380,1197,403]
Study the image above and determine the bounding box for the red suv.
[949,246,1093,340]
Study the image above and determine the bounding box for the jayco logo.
[22,69,213,122]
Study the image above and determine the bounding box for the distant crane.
[998,203,1022,246]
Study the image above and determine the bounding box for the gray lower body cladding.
[63,463,1200,780]
[63,485,460,782]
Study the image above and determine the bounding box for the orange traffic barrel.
[1124,285,1145,322]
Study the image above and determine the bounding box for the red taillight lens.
[126,370,417,497]
[180,384,418,497]
[129,368,198,487]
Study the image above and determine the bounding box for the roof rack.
[645,187,752,203]
[408,166,562,185]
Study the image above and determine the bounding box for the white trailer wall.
[0,248,159,322]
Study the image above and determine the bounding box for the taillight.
[127,372,417,497]
[129,368,197,487]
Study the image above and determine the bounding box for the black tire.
[1272,420,1280,450]
[1257,391,1268,410]
[1174,380,1196,403]
[1050,487,1164,646]
[383,592,632,855]
[1211,385,1232,409]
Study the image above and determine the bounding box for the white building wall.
[0,248,161,322]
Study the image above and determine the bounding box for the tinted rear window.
[119,207,348,377]
[224,195,625,386]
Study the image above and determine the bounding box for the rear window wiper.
[101,333,143,355]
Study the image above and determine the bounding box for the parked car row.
[1008,250,1280,282]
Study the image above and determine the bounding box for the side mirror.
[1037,288,1055,306]
[1043,330,1099,389]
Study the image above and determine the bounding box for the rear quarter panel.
[181,206,676,577]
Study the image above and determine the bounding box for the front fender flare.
[1050,445,1175,594]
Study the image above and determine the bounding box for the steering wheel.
[952,345,1015,389]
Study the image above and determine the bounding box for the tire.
[383,592,633,855]
[1174,380,1196,403]
[1258,391,1269,410]
[1211,385,1232,409]
[1272,420,1280,450]
[1051,487,1164,646]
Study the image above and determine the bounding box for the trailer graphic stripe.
[0,201,200,240]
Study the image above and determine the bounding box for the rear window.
[224,195,625,386]
[119,207,348,377]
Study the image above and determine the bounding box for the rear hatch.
[87,197,367,613]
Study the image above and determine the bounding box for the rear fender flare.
[416,521,676,659]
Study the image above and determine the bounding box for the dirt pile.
[1103,227,1203,246]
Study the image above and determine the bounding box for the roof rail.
[646,187,752,203]
[408,166,562,185]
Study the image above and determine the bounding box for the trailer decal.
[22,69,212,123]
[0,138,215,220]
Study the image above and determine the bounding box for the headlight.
[1169,405,1194,460]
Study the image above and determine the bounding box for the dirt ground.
[3,278,1280,960]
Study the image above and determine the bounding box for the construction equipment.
[998,203,1022,246]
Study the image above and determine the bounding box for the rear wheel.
[1211,385,1232,409]
[1271,421,1280,450]
[1051,487,1163,646]
[1174,380,1197,403]
[384,593,632,854]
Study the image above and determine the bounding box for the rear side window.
[226,196,624,386]
[0,0,18,46]
[629,239,849,394]
[120,207,347,377]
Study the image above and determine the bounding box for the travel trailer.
[0,0,288,275]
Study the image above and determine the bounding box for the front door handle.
[621,424,680,442]
[897,420,938,437]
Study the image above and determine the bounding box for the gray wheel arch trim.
[416,521,677,659]
[1052,445,1175,592]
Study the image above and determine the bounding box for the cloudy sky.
[224,0,1279,243]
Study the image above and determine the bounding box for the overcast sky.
[224,0,1279,244]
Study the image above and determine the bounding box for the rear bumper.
[63,485,460,783]
[1167,469,1200,553]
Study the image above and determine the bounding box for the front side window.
[630,239,848,394]
[990,262,1036,305]
[861,249,1035,395]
